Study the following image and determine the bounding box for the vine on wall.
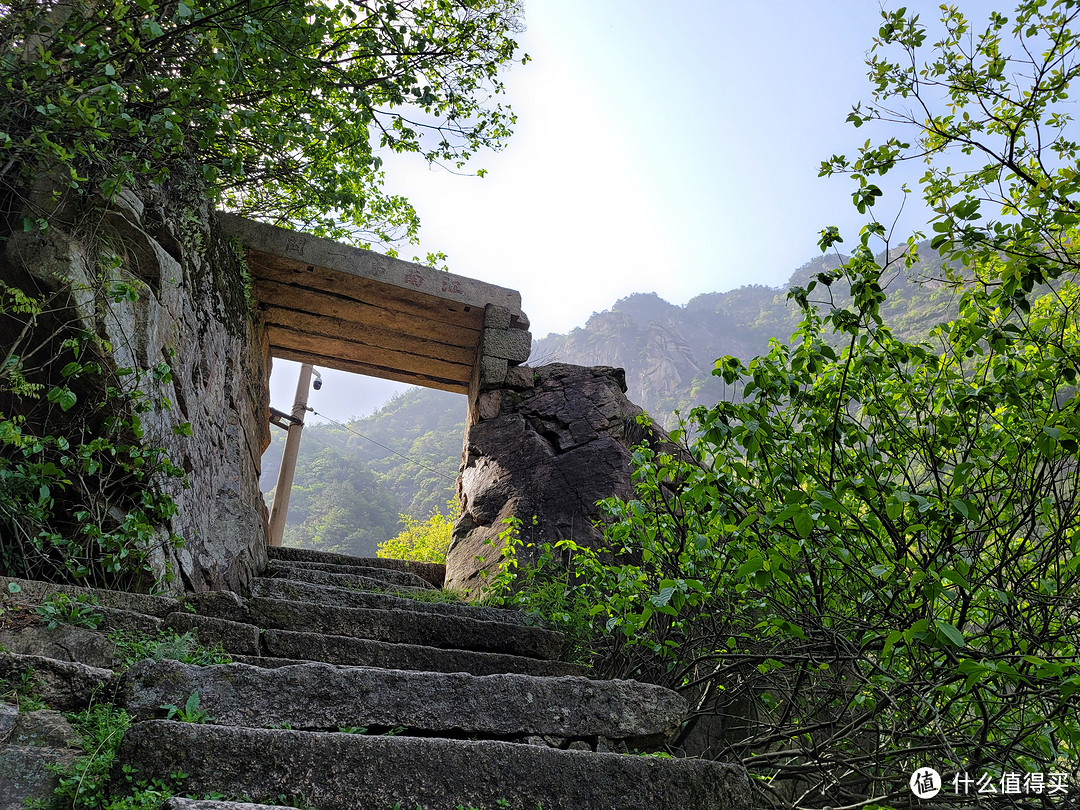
[0,260,187,591]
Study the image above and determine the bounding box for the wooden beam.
[249,256,486,332]
[272,348,470,394]
[220,213,522,319]
[267,327,473,386]
[262,307,477,367]
[255,279,479,350]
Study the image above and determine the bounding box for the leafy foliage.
[0,0,525,244]
[161,691,211,724]
[0,280,186,590]
[45,703,185,810]
[377,498,456,563]
[34,592,103,629]
[483,517,597,664]
[499,3,1080,808]
[109,628,231,668]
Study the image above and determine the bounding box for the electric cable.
[307,407,458,483]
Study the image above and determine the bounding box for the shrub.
[377,499,457,564]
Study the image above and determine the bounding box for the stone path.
[1,547,751,809]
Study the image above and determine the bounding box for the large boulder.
[448,363,662,593]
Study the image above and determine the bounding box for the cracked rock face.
[448,364,661,593]
[3,177,270,593]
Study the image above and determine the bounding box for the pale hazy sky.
[271,0,942,421]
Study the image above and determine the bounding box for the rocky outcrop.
[448,363,665,593]
[2,175,270,593]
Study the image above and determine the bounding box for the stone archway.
[225,216,656,597]
[220,214,532,427]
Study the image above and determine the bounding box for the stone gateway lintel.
[220,214,530,394]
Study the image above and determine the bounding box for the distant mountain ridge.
[266,244,957,556]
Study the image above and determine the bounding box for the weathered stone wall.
[447,363,658,593]
[3,178,270,593]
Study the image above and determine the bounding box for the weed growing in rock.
[160,692,210,724]
[50,704,134,810]
[0,665,47,712]
[109,629,230,669]
[270,794,313,809]
[386,586,467,606]
[484,520,596,665]
[34,593,103,630]
[0,282,187,592]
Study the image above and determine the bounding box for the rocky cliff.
[2,175,270,593]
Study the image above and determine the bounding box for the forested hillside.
[262,389,464,556]
[266,242,960,555]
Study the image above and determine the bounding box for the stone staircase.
[2,547,751,810]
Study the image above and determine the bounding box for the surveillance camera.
[311,368,323,391]
[313,378,322,390]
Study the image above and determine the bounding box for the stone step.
[261,628,587,678]
[164,801,296,810]
[1,575,179,618]
[0,620,120,670]
[187,593,563,661]
[120,659,683,750]
[163,613,261,657]
[250,576,544,629]
[0,652,116,712]
[264,560,432,594]
[267,547,444,587]
[267,559,433,590]
[1,706,82,810]
[115,721,751,810]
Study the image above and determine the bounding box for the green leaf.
[957,658,990,685]
[935,621,966,648]
[882,629,904,655]
[949,498,970,519]
[792,511,813,538]
[736,557,764,579]
[650,586,676,608]
[46,386,77,411]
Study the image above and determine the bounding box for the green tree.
[1,0,520,587]
[1,0,525,243]
[377,497,456,563]
[824,0,1080,283]
[502,3,1080,808]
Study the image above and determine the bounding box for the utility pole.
[267,363,317,547]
